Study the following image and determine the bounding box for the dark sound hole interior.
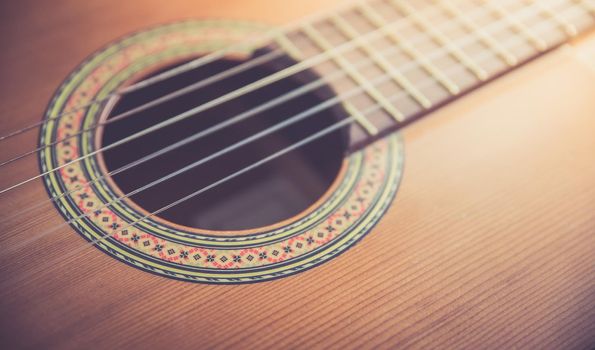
[101,49,349,231]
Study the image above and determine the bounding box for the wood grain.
[0,0,594,349]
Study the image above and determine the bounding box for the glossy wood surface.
[1,0,594,348]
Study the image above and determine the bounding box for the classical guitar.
[1,0,594,348]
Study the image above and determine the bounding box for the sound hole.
[100,49,349,232]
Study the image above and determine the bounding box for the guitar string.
[0,0,375,143]
[3,3,586,263]
[0,48,286,168]
[0,0,431,143]
[0,2,451,169]
[2,11,578,256]
[0,0,564,195]
[1,49,479,254]
[0,2,572,232]
[0,8,588,289]
[1,0,495,169]
[0,0,565,170]
[0,36,258,142]
[0,120,351,289]
[0,3,448,194]
[0,1,542,226]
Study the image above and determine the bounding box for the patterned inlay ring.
[39,20,404,284]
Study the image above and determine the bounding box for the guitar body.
[1,0,594,348]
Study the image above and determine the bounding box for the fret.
[358,2,461,95]
[274,0,593,152]
[329,12,432,109]
[531,0,578,37]
[390,0,489,81]
[437,0,518,66]
[276,29,378,136]
[301,22,406,122]
[274,32,303,59]
[479,0,548,51]
[278,0,593,147]
[344,102,379,135]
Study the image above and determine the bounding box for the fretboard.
[271,0,595,150]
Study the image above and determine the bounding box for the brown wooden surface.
[1,0,594,349]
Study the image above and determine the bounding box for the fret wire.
[530,0,578,36]
[301,22,406,122]
[390,0,489,81]
[275,32,304,59]
[329,12,432,109]
[358,2,461,95]
[281,27,379,136]
[437,0,518,66]
[479,0,549,51]
[344,102,379,135]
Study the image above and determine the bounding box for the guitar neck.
[271,0,595,150]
